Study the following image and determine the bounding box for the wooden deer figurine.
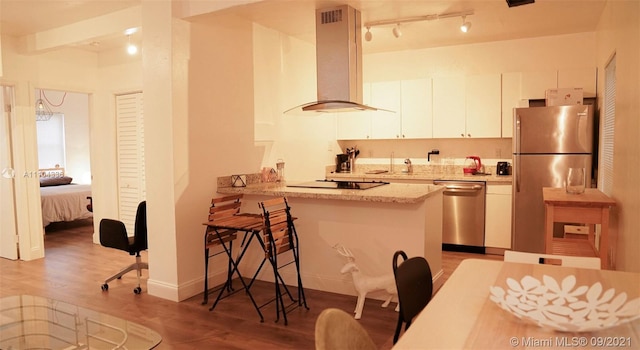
[335,245,399,319]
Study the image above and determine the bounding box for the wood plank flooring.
[0,220,501,349]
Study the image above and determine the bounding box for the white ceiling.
[0,0,607,54]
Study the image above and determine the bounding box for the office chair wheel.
[101,284,109,291]
[134,287,142,294]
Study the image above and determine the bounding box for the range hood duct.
[285,5,387,113]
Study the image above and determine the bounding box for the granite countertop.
[325,164,512,184]
[217,182,444,204]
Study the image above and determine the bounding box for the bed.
[39,168,93,227]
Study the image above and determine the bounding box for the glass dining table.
[0,295,161,349]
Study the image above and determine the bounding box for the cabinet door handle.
[460,133,465,137]
[467,133,471,137]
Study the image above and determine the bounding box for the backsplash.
[336,138,512,162]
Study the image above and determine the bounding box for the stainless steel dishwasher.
[434,180,486,253]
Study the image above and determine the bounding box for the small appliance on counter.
[336,154,350,172]
[463,156,482,174]
[496,161,511,176]
[335,147,359,173]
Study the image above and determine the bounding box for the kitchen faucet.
[427,149,440,162]
[404,158,413,174]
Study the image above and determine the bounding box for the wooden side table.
[543,187,616,269]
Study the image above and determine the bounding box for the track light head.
[460,16,472,33]
[365,27,372,42]
[126,34,138,55]
[392,23,402,38]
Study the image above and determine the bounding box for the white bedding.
[40,184,93,227]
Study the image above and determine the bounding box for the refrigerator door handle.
[515,114,521,192]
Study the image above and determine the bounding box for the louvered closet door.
[116,93,145,233]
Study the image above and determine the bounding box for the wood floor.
[0,220,501,349]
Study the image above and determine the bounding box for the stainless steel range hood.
[285,5,386,114]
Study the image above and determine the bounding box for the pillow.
[40,176,73,187]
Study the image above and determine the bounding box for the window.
[599,55,615,196]
[36,113,66,169]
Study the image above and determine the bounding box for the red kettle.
[463,156,482,174]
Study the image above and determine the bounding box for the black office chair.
[99,201,148,294]
[392,250,433,344]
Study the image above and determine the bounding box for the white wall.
[253,23,338,182]
[364,32,596,80]
[595,0,640,272]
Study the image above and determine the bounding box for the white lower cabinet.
[485,184,512,249]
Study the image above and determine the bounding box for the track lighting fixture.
[392,24,402,38]
[363,9,473,41]
[365,26,372,42]
[460,16,472,33]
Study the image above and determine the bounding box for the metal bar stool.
[254,197,309,325]
[202,194,264,322]
[203,194,242,305]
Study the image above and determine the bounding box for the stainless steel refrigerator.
[512,105,594,253]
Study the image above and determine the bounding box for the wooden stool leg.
[545,203,554,254]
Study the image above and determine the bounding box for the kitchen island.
[216,181,444,303]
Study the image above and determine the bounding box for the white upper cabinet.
[401,78,433,139]
[466,73,501,138]
[520,70,557,100]
[501,72,522,138]
[336,83,372,140]
[433,74,501,138]
[337,80,432,140]
[501,68,596,139]
[370,81,402,139]
[432,75,466,138]
[558,67,597,97]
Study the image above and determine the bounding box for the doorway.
[35,89,93,234]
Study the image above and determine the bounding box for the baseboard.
[432,268,444,293]
[147,278,180,302]
[442,243,486,254]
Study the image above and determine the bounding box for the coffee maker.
[336,154,350,172]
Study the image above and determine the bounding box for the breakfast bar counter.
[217,181,443,204]
[216,181,445,301]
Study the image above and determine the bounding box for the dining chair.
[99,201,148,294]
[314,308,377,350]
[254,197,308,325]
[392,250,433,344]
[503,250,601,270]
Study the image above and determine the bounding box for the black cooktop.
[287,180,389,190]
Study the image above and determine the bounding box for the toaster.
[497,162,511,176]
